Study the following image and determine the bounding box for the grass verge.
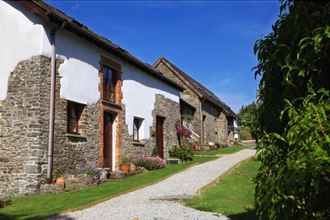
[185,158,260,220]
[195,145,246,156]
[0,156,216,220]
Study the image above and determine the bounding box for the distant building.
[154,57,237,147]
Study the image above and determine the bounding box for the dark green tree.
[254,0,330,219]
[238,102,259,140]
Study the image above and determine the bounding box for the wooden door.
[156,116,165,159]
[103,112,113,168]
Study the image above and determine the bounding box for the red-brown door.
[103,112,113,168]
[156,116,165,159]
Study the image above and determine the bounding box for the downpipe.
[47,28,57,182]
[46,21,65,182]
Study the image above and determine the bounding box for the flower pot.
[129,163,136,173]
[120,164,130,174]
[55,177,65,187]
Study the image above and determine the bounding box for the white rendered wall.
[56,30,100,104]
[0,1,100,104]
[122,64,180,139]
[0,1,51,100]
[0,0,180,141]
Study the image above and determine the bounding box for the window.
[102,66,116,102]
[67,101,85,134]
[133,117,144,141]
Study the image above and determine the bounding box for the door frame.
[102,111,115,169]
[156,115,165,159]
[98,104,121,170]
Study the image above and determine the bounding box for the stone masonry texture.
[155,62,202,140]
[155,61,230,146]
[121,94,180,160]
[0,56,181,198]
[0,56,50,197]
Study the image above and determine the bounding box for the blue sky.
[47,0,280,112]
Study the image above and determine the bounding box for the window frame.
[133,116,144,142]
[100,56,122,104]
[101,65,116,102]
[67,101,85,134]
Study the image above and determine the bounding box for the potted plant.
[119,156,130,174]
[54,168,65,187]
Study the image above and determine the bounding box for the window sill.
[66,133,87,142]
[101,100,122,109]
[132,141,145,147]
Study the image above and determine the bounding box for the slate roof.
[154,57,237,118]
[17,0,183,91]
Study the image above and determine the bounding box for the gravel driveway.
[51,149,256,220]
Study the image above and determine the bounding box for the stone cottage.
[0,0,236,198]
[154,57,237,147]
[0,0,183,197]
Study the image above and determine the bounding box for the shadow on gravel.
[227,209,256,220]
[47,215,76,220]
[0,213,76,220]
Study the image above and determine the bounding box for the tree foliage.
[238,102,259,140]
[254,0,330,219]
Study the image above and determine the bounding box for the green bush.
[239,127,252,140]
[255,90,330,219]
[169,146,194,161]
[254,0,330,219]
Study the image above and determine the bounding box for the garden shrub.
[239,127,252,140]
[132,156,166,170]
[169,146,193,161]
[254,0,330,219]
[255,90,330,219]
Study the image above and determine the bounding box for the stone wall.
[34,55,100,177]
[201,100,219,144]
[0,55,182,198]
[217,112,228,145]
[201,101,230,146]
[0,56,50,197]
[155,60,234,147]
[153,94,181,158]
[44,60,103,176]
[155,62,202,142]
[121,94,180,160]
[0,56,102,198]
[52,101,100,175]
[226,116,235,145]
[121,103,154,159]
[181,90,202,139]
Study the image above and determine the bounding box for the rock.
[99,170,108,181]
[109,171,126,179]
[40,184,64,193]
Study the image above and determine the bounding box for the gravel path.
[51,149,256,220]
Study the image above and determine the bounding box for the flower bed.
[132,156,166,170]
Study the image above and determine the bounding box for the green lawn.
[185,158,260,220]
[195,145,246,156]
[0,156,217,220]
